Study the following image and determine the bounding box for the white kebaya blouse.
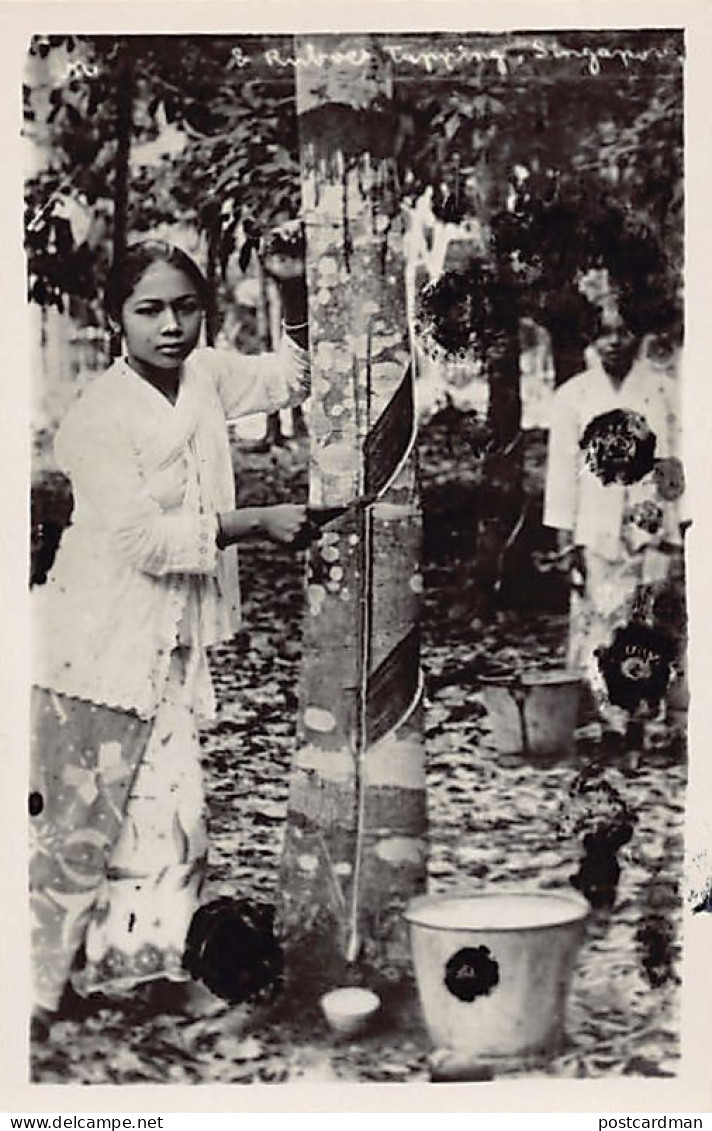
[33,337,309,720]
[543,351,684,561]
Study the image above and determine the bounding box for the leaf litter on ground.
[31,426,687,1085]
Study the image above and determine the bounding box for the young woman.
[30,236,312,1028]
[544,269,686,738]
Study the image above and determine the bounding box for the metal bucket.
[404,891,589,1077]
[479,668,581,756]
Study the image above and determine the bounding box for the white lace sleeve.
[205,335,310,421]
[55,403,219,578]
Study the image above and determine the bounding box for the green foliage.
[24,29,683,335]
[410,29,683,376]
[24,36,121,307]
[24,34,300,311]
[417,185,681,371]
[393,29,683,348]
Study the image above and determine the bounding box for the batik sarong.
[29,690,151,1011]
[74,651,208,995]
[569,546,680,732]
[30,650,209,1011]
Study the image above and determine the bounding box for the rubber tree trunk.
[277,35,427,992]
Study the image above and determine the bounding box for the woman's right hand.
[260,504,313,547]
[552,532,586,593]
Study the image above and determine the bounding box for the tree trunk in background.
[431,154,526,615]
[473,164,525,615]
[547,328,587,388]
[475,309,524,614]
[278,35,427,994]
[204,201,221,347]
[255,260,283,447]
[265,277,307,440]
[440,228,525,613]
[110,40,134,359]
[291,403,308,438]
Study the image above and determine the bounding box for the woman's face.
[120,261,203,375]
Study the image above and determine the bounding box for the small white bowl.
[320,987,381,1037]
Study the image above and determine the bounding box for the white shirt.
[543,351,684,560]
[33,338,309,720]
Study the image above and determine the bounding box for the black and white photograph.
[2,3,712,1113]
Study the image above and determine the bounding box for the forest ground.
[30,415,686,1086]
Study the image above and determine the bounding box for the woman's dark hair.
[105,239,210,325]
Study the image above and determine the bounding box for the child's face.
[121,261,203,374]
[592,289,639,382]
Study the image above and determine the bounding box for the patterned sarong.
[75,655,209,996]
[569,546,679,732]
[29,690,151,1011]
[30,650,210,1011]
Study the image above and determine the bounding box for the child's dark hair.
[105,239,209,325]
[586,210,682,342]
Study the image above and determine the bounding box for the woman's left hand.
[260,221,308,341]
[261,220,306,283]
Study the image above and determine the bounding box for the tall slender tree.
[109,40,135,356]
[277,35,427,990]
